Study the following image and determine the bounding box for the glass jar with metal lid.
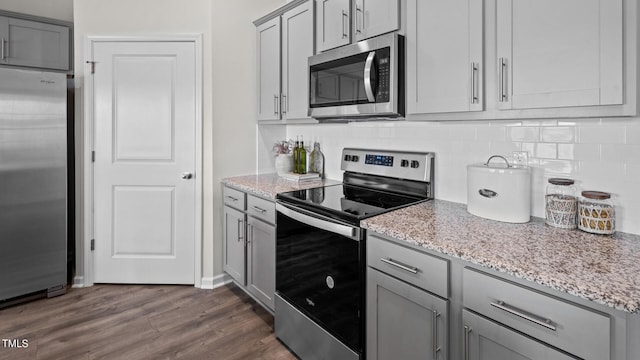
[578,191,615,234]
[545,178,577,229]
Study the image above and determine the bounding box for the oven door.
[276,202,364,352]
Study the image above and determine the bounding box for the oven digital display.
[365,154,394,166]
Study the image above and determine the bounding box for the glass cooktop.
[276,184,426,222]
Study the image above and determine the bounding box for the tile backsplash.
[275,117,640,235]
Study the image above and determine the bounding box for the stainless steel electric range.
[275,148,435,360]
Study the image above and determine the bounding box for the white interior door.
[90,40,198,284]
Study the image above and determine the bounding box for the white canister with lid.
[467,155,531,223]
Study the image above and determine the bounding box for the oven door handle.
[276,202,361,241]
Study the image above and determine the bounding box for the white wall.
[285,117,640,235]
[72,0,287,284]
[0,0,73,22]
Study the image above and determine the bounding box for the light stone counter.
[222,173,340,200]
[361,199,640,314]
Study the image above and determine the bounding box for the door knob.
[180,172,194,180]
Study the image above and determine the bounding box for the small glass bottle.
[298,136,307,174]
[292,137,300,174]
[545,178,577,229]
[310,142,324,178]
[578,191,615,235]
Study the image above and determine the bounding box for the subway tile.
[508,126,540,142]
[534,143,557,159]
[522,119,558,127]
[557,143,600,161]
[577,160,625,180]
[577,124,625,144]
[489,142,521,157]
[540,127,576,143]
[601,144,640,164]
[476,126,506,142]
[626,124,640,145]
[446,125,477,141]
[538,159,577,175]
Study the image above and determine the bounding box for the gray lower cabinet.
[222,185,276,312]
[367,267,448,360]
[246,216,275,310]
[223,205,245,285]
[462,309,577,360]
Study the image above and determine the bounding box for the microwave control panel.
[376,48,391,102]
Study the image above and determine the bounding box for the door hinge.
[91,239,95,251]
[86,60,96,74]
[91,151,95,162]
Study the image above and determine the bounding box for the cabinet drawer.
[367,235,448,298]
[463,268,610,360]
[223,186,246,210]
[247,194,275,224]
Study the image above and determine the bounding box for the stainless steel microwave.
[308,33,404,120]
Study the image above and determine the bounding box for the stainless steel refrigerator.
[0,67,67,303]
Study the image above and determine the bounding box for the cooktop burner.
[276,184,426,221]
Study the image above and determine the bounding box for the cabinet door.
[223,206,246,285]
[353,0,399,42]
[496,0,623,110]
[282,1,314,120]
[0,17,69,70]
[463,310,578,360]
[367,268,448,360]
[247,217,276,311]
[316,0,351,52]
[257,17,281,121]
[407,0,483,114]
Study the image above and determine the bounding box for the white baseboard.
[200,273,232,289]
[72,276,86,288]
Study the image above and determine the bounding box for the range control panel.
[341,148,434,182]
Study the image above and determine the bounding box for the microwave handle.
[364,51,376,102]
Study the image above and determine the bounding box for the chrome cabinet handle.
[281,94,287,114]
[355,4,363,34]
[1,37,5,60]
[237,218,244,242]
[274,94,279,115]
[226,195,238,202]
[363,51,376,102]
[251,206,267,214]
[379,257,419,274]
[247,223,252,244]
[463,325,471,360]
[342,10,349,39]
[499,57,507,102]
[490,300,557,331]
[432,311,441,359]
[471,62,479,104]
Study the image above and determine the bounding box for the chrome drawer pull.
[490,300,557,331]
[251,206,267,214]
[380,257,419,274]
[432,311,441,359]
[226,195,238,202]
[463,325,471,360]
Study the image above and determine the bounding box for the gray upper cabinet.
[0,15,70,71]
[256,0,314,123]
[256,17,281,121]
[281,1,315,120]
[316,0,352,52]
[496,0,623,111]
[316,0,399,52]
[407,0,483,114]
[352,0,400,42]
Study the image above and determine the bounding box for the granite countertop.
[222,173,340,200]
[361,200,640,314]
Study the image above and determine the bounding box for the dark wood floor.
[0,284,297,360]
